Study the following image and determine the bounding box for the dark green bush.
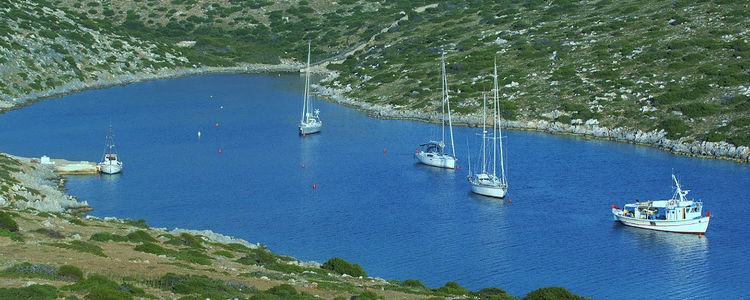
[213,250,234,258]
[90,232,128,242]
[523,287,589,300]
[402,279,427,289]
[165,232,204,248]
[134,242,167,255]
[158,273,254,297]
[123,218,149,229]
[266,284,297,297]
[45,241,106,257]
[435,281,471,296]
[679,103,721,118]
[321,257,367,277]
[477,287,515,300]
[58,265,84,281]
[0,211,19,232]
[0,284,59,299]
[68,218,86,226]
[659,118,690,139]
[126,230,157,243]
[353,291,384,300]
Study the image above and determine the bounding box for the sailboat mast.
[440,53,446,153]
[443,54,456,158]
[481,93,487,174]
[495,60,507,185]
[302,41,312,122]
[492,63,497,177]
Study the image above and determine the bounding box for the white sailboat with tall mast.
[468,61,507,198]
[299,41,322,135]
[98,125,122,174]
[415,53,457,169]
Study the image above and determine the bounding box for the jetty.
[37,155,98,175]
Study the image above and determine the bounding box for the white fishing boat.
[467,61,507,198]
[299,41,322,135]
[98,125,122,174]
[415,53,457,169]
[612,174,710,234]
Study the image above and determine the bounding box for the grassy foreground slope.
[1,0,748,148]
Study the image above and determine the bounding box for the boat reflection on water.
[617,224,710,298]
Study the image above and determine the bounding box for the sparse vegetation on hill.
[1,1,748,153]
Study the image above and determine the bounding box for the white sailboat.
[415,53,457,169]
[467,61,507,198]
[299,41,322,135]
[98,125,122,174]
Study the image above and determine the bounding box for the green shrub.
[236,249,277,265]
[659,118,690,139]
[523,287,589,300]
[0,284,59,299]
[158,273,254,297]
[477,287,515,300]
[85,286,133,300]
[123,218,149,228]
[173,249,212,265]
[0,211,19,232]
[126,230,157,243]
[90,232,128,242]
[266,284,297,297]
[435,281,471,296]
[679,103,721,118]
[68,218,86,226]
[321,257,367,277]
[1,263,58,280]
[165,232,204,248]
[45,241,106,257]
[133,242,167,255]
[402,279,427,290]
[353,291,384,300]
[58,265,84,281]
[0,228,23,242]
[213,250,234,258]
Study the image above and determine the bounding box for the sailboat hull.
[470,183,507,198]
[98,161,122,174]
[415,152,456,169]
[299,121,322,135]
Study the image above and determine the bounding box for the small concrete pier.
[37,155,98,174]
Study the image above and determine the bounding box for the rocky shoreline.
[0,63,301,113]
[2,64,748,163]
[312,74,750,163]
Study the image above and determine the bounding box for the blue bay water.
[1,74,749,299]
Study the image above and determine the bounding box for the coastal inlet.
[0,74,749,299]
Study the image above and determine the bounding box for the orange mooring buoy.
[313,184,317,189]
[215,122,219,127]
[218,148,222,154]
[508,198,513,203]
[383,148,387,153]
[301,163,305,168]
[456,165,460,170]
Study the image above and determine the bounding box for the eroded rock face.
[1,155,90,213]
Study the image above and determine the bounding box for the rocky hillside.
[1,0,749,157]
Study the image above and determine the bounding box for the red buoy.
[456,165,460,170]
[301,164,305,168]
[302,133,306,137]
[218,148,222,154]
[312,184,317,189]
[508,198,513,203]
[416,149,421,153]
[383,148,387,153]
[706,212,711,217]
[215,122,219,127]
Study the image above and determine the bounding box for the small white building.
[40,155,55,165]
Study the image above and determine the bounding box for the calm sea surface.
[1,74,749,299]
